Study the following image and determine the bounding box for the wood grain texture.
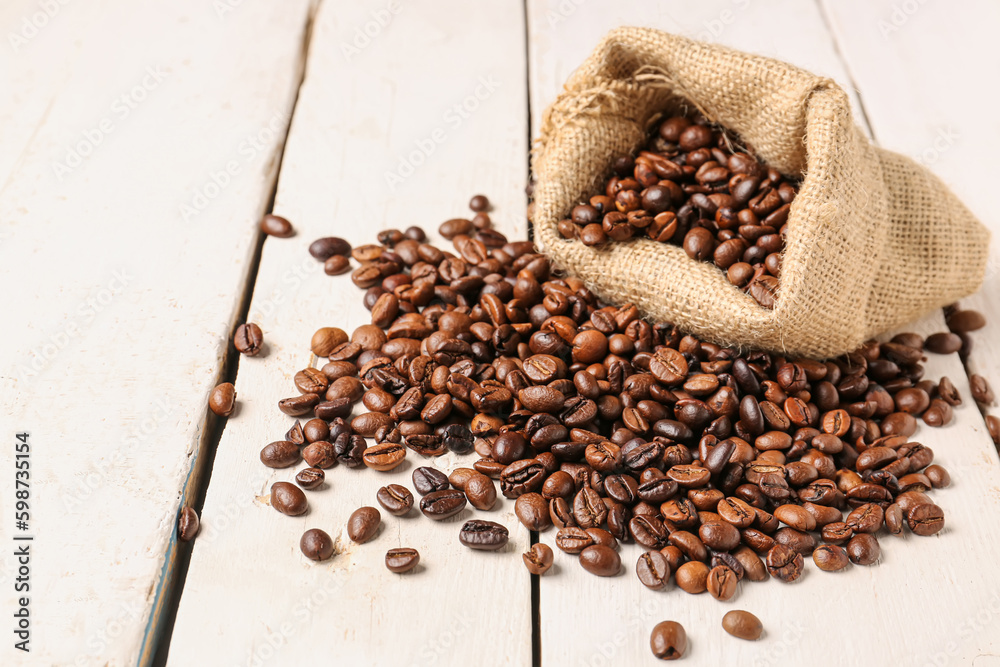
[527,2,1000,665]
[167,1,532,665]
[0,1,312,664]
[821,0,1000,437]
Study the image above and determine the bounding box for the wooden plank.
[527,2,1000,665]
[167,1,532,665]
[820,0,1000,436]
[0,1,312,664]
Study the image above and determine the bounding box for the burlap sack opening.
[532,27,990,359]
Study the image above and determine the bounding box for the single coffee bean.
[523,543,554,575]
[302,441,336,469]
[722,610,763,640]
[420,489,467,520]
[925,332,962,354]
[311,326,348,356]
[385,547,420,573]
[278,393,320,417]
[675,561,710,594]
[907,503,945,536]
[970,374,995,405]
[469,194,490,212]
[209,382,236,417]
[707,564,738,600]
[295,467,325,490]
[260,441,300,468]
[650,620,687,660]
[556,527,594,554]
[412,466,450,495]
[813,544,850,571]
[733,545,768,582]
[924,464,951,489]
[464,472,498,511]
[846,532,881,564]
[636,550,671,590]
[300,528,334,561]
[261,214,294,237]
[765,544,803,582]
[459,519,509,550]
[346,506,381,543]
[376,484,414,516]
[177,507,200,542]
[946,309,986,333]
[515,492,552,531]
[579,544,621,576]
[234,323,264,356]
[309,236,352,260]
[324,255,351,275]
[363,442,406,471]
[270,482,308,516]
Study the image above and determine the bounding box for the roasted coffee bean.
[722,610,763,640]
[765,544,803,582]
[334,434,367,467]
[579,544,621,576]
[362,442,406,471]
[209,382,236,417]
[302,441,337,469]
[311,326,348,356]
[347,506,381,543]
[261,214,294,237]
[178,507,200,542]
[733,545,768,582]
[907,503,945,536]
[420,489,467,520]
[523,543,554,575]
[675,561,710,594]
[234,323,264,356]
[515,493,552,531]
[295,467,325,490]
[412,466,450,495]
[385,547,420,573]
[650,620,687,660]
[309,236,351,260]
[707,565,738,601]
[946,309,986,333]
[270,482,308,516]
[300,529,334,561]
[459,519,508,550]
[813,544,850,572]
[636,550,671,590]
[463,472,498,511]
[376,484,414,516]
[970,374,995,405]
[574,487,609,529]
[556,527,594,553]
[260,441,300,468]
[278,393,320,417]
[847,533,881,564]
[324,255,351,275]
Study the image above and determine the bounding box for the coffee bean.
[907,503,945,536]
[514,493,552,532]
[376,484,414,516]
[324,255,351,275]
[459,519,508,550]
[464,472,498,511]
[362,442,406,471]
[301,441,335,469]
[925,332,962,354]
[523,543,554,575]
[209,382,236,417]
[295,467,325,490]
[347,506,381,543]
[178,507,200,542]
[946,309,986,333]
[261,214,294,237]
[765,544,803,582]
[385,547,420,573]
[556,527,594,554]
[311,327,348,356]
[970,374,995,405]
[300,529,334,561]
[420,489,467,520]
[278,393,320,417]
[270,482,308,516]
[813,544,850,571]
[309,236,351,260]
[636,550,671,590]
[847,533,881,564]
[722,610,762,640]
[234,323,263,356]
[650,620,687,660]
[579,544,621,576]
[707,564,738,600]
[412,467,450,495]
[675,561,710,594]
[260,441,300,468]
[469,194,490,212]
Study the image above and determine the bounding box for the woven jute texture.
[532,27,990,359]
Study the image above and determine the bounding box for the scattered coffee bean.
[309,236,351,261]
[459,519,509,550]
[178,507,200,542]
[946,309,986,333]
[523,543,554,575]
[261,214,294,238]
[324,255,351,275]
[209,382,236,417]
[722,610,762,640]
[234,323,264,356]
[311,327,348,356]
[812,544,850,571]
[347,506,381,543]
[385,547,419,573]
[412,467,450,495]
[846,533,881,564]
[579,544,621,576]
[363,442,406,471]
[270,482,308,516]
[420,489,467,520]
[766,544,803,582]
[650,621,687,660]
[675,561,709,594]
[469,194,490,212]
[376,484,414,516]
[295,467,325,490]
[925,332,962,354]
[907,503,945,536]
[260,441,300,468]
[300,528,334,561]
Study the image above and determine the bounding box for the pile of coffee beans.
[240,197,996,660]
[556,113,796,308]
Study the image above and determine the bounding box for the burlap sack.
[532,27,990,359]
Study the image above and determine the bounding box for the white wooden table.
[2,1,999,665]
